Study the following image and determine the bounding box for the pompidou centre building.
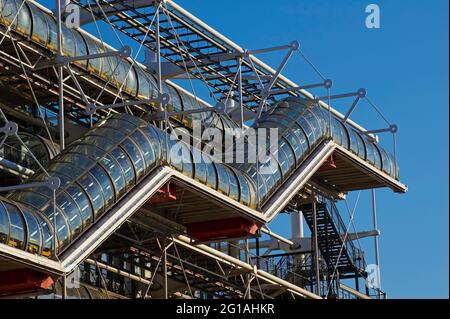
[0,0,407,299]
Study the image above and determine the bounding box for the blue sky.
[38,0,449,298]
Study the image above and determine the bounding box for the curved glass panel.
[297,116,316,147]
[354,131,366,160]
[120,138,145,180]
[66,184,93,227]
[99,155,126,199]
[139,126,161,162]
[50,160,86,181]
[61,26,76,57]
[135,67,151,100]
[56,192,83,237]
[123,63,138,96]
[372,143,382,170]
[21,207,42,254]
[236,173,250,206]
[215,163,230,195]
[29,3,48,46]
[8,190,49,210]
[42,204,70,251]
[303,108,323,139]
[130,129,155,171]
[3,202,25,249]
[206,162,218,190]
[44,13,57,50]
[89,165,115,210]
[70,143,105,160]
[81,134,118,152]
[73,30,88,68]
[84,36,102,74]
[110,147,135,190]
[36,214,53,257]
[16,0,31,35]
[283,131,303,165]
[225,166,240,201]
[0,202,10,244]
[192,148,207,183]
[0,0,18,29]
[77,172,105,218]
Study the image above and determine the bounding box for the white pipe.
[174,235,321,299]
[164,0,371,134]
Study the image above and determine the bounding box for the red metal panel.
[185,217,259,241]
[148,182,177,204]
[0,268,54,296]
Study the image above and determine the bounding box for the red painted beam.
[0,268,54,297]
[318,154,337,171]
[185,217,259,241]
[148,182,177,204]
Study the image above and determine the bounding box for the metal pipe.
[55,0,64,150]
[164,0,372,134]
[260,227,294,247]
[371,189,381,292]
[85,259,152,285]
[162,238,168,299]
[311,195,320,296]
[174,235,321,299]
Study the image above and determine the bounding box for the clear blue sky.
[39,0,449,298]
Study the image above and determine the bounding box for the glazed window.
[283,132,302,165]
[89,165,115,210]
[226,167,240,202]
[42,205,71,251]
[66,184,93,227]
[206,162,218,190]
[8,190,49,210]
[62,27,76,57]
[193,149,207,183]
[29,4,49,46]
[85,37,102,74]
[16,0,32,36]
[130,130,155,171]
[82,132,120,151]
[77,172,105,218]
[99,155,127,199]
[56,192,83,237]
[236,173,250,206]
[73,30,88,68]
[136,67,151,100]
[0,202,9,244]
[3,202,25,249]
[139,126,161,160]
[21,207,42,255]
[36,214,54,257]
[111,147,135,190]
[297,117,316,147]
[120,138,145,180]
[215,164,230,195]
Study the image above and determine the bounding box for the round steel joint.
[324,79,333,89]
[291,40,300,51]
[215,101,226,114]
[3,121,18,136]
[159,92,171,105]
[390,124,398,133]
[357,88,367,98]
[86,104,96,115]
[120,45,132,58]
[47,176,61,190]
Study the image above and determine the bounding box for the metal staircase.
[299,201,366,277]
